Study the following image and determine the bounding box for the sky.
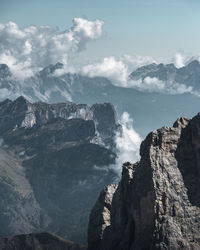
[0,0,200,64]
[1,0,200,158]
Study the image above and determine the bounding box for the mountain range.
[1,111,200,249]
[1,60,200,248]
[1,60,200,137]
[0,96,120,243]
[130,60,200,90]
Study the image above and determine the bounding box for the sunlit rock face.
[88,114,200,250]
[0,97,120,244]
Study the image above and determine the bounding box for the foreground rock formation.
[0,232,86,250]
[88,115,200,249]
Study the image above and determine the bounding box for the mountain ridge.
[129,59,200,90]
[0,96,120,243]
[88,113,200,249]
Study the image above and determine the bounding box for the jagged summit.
[0,97,121,243]
[88,112,200,250]
[0,96,120,149]
[39,62,64,77]
[186,59,200,68]
[129,59,200,90]
[0,63,11,78]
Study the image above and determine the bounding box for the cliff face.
[88,115,200,250]
[0,97,120,244]
[0,96,120,149]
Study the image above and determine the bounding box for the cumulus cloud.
[0,18,104,79]
[81,56,129,83]
[111,112,142,176]
[173,53,185,68]
[81,55,157,84]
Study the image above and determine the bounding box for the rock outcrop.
[0,96,120,149]
[0,97,119,244]
[0,232,86,250]
[88,114,200,249]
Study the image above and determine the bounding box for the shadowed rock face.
[0,232,86,250]
[0,96,120,149]
[88,114,200,250]
[0,97,120,244]
[90,103,121,149]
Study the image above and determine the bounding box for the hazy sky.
[0,0,200,63]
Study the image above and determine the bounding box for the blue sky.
[0,0,200,62]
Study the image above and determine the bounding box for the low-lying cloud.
[128,77,194,95]
[111,112,142,177]
[80,54,198,96]
[1,19,200,98]
[82,56,129,83]
[81,55,157,85]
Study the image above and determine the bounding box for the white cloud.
[53,64,76,76]
[81,55,157,84]
[128,77,165,91]
[0,19,199,98]
[111,112,142,176]
[0,18,104,79]
[121,54,157,70]
[128,76,194,95]
[81,54,198,96]
[173,53,185,68]
[82,56,129,83]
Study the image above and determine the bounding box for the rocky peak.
[129,62,177,82]
[88,113,200,250]
[0,64,11,78]
[173,116,190,128]
[186,59,200,69]
[39,62,64,77]
[90,103,121,148]
[0,97,118,244]
[0,97,120,150]
[129,59,200,90]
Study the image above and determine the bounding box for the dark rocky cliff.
[0,232,86,250]
[88,114,200,249]
[0,97,120,244]
[0,96,120,149]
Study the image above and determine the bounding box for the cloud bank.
[128,77,194,95]
[82,56,129,83]
[0,18,104,78]
[111,112,142,176]
[81,55,156,85]
[0,19,199,98]
[80,53,198,96]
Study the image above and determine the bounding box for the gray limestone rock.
[0,97,120,244]
[88,115,200,250]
